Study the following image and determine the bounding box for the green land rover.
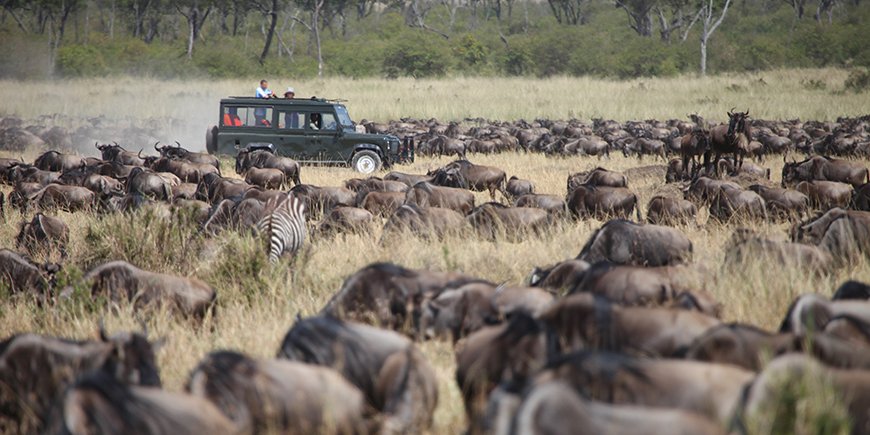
[205,97,413,174]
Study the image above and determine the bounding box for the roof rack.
[224,96,348,104]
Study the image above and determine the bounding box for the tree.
[698,0,730,75]
[546,0,590,25]
[653,0,699,42]
[784,0,808,18]
[614,0,656,36]
[252,0,279,64]
[293,0,325,76]
[174,0,213,59]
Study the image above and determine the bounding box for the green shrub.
[501,44,533,76]
[844,69,870,93]
[382,34,452,78]
[453,34,489,72]
[56,44,108,77]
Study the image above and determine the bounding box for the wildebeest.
[514,193,568,215]
[566,184,638,220]
[428,160,507,200]
[404,181,475,215]
[567,167,627,191]
[318,206,375,234]
[277,316,438,434]
[646,195,697,225]
[528,259,591,292]
[63,260,217,320]
[345,176,409,196]
[0,248,58,296]
[790,208,870,265]
[680,127,711,176]
[186,350,369,434]
[151,156,219,184]
[95,142,146,166]
[320,262,477,333]
[235,148,301,186]
[778,293,870,336]
[748,184,809,219]
[505,176,535,199]
[27,184,96,212]
[466,202,552,241]
[576,219,693,266]
[683,176,742,203]
[126,166,172,201]
[383,171,432,187]
[289,184,355,218]
[852,182,870,211]
[359,190,405,216]
[155,141,221,170]
[684,323,798,371]
[724,228,832,274]
[782,155,869,188]
[15,213,69,257]
[539,292,721,356]
[50,371,236,434]
[796,180,853,210]
[709,109,751,174]
[244,167,286,190]
[708,186,767,222]
[506,381,724,435]
[381,204,469,241]
[0,325,162,433]
[33,150,83,172]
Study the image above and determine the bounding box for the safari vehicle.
[205,97,413,174]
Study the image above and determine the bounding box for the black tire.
[351,150,381,174]
[205,125,218,154]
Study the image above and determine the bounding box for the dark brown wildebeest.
[126,167,172,201]
[717,158,770,180]
[796,180,853,210]
[683,176,742,203]
[740,354,870,433]
[33,150,84,172]
[95,142,146,166]
[539,351,753,425]
[778,293,870,336]
[404,181,475,215]
[186,351,368,434]
[791,208,870,265]
[576,219,693,266]
[151,156,219,184]
[196,173,250,204]
[833,280,870,301]
[539,292,720,357]
[528,259,591,292]
[428,160,508,200]
[27,184,96,212]
[80,173,124,198]
[708,185,767,222]
[15,213,68,257]
[6,164,60,186]
[565,261,720,316]
[381,204,469,241]
[514,193,568,215]
[852,182,870,211]
[646,195,697,226]
[94,160,138,179]
[345,177,409,195]
[244,167,286,190]
[277,316,438,434]
[0,325,162,433]
[666,157,695,183]
[0,248,58,296]
[567,167,627,192]
[359,190,405,216]
[155,141,222,170]
[50,371,235,434]
[782,155,869,188]
[748,184,809,219]
[455,314,555,435]
[566,185,638,220]
[172,182,200,201]
[428,134,467,158]
[320,262,478,333]
[506,176,535,199]
[418,281,498,342]
[724,229,832,274]
[289,184,355,218]
[383,171,432,187]
[708,109,751,174]
[201,197,270,234]
[506,381,724,435]
[622,137,667,161]
[684,323,798,371]
[64,260,217,320]
[318,206,375,234]
[235,149,301,186]
[680,128,712,176]
[466,202,552,241]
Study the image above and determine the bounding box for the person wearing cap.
[282,87,301,128]
[284,87,296,99]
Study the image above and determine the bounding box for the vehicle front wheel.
[351,150,382,174]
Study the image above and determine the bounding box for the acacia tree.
[253,0,279,64]
[293,0,324,76]
[174,0,213,59]
[614,0,656,36]
[698,0,731,75]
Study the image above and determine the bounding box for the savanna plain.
[1,70,869,433]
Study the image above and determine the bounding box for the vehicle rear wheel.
[352,150,381,174]
[205,125,218,154]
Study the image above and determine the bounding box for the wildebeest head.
[95,141,125,161]
[155,141,190,159]
[726,109,750,139]
[98,320,163,387]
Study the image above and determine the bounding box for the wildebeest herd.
[2,111,870,434]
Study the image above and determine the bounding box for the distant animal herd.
[2,111,870,434]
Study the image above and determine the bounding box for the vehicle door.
[305,110,344,163]
[276,109,309,160]
[218,105,275,153]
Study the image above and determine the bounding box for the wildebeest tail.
[257,195,307,264]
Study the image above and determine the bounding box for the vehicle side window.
[223,107,273,128]
[222,107,243,127]
[251,106,273,127]
[278,111,304,130]
[307,112,338,130]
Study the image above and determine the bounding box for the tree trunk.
[700,36,708,75]
[259,0,278,64]
[186,11,195,59]
[313,0,323,77]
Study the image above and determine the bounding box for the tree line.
[0,0,868,79]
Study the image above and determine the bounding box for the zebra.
[257,195,307,264]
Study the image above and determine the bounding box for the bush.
[56,45,108,77]
[501,44,533,76]
[453,34,489,72]
[382,34,452,78]
[844,69,870,93]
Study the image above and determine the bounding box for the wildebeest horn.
[154,141,162,151]
[175,141,182,148]
[98,318,109,341]
[728,107,735,116]
[113,141,119,146]
[745,109,750,116]
[138,149,144,159]
[95,141,100,149]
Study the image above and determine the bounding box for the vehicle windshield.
[335,105,355,129]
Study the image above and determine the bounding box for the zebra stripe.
[256,195,307,264]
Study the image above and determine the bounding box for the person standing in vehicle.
[283,87,300,129]
[255,79,274,125]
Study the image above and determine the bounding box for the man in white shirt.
[255,79,274,125]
